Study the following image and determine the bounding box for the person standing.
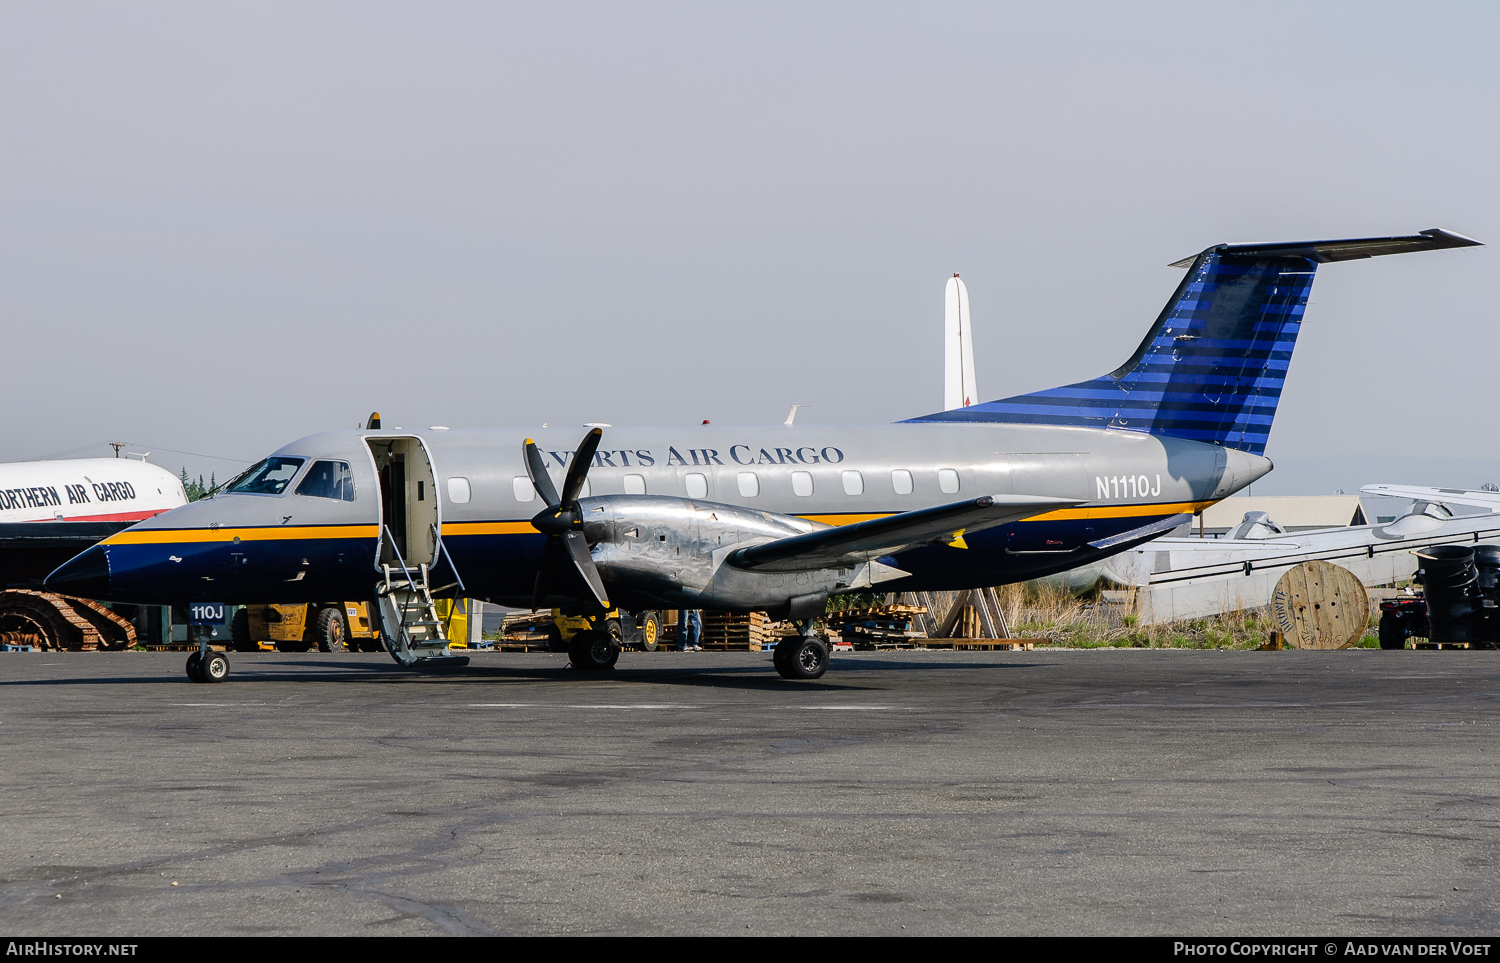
[677,608,702,651]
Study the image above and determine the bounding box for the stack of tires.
[1405,545,1500,649]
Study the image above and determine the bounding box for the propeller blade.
[561,530,610,610]
[560,428,603,506]
[531,535,566,610]
[523,438,561,508]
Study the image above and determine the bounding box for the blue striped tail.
[905,229,1482,455]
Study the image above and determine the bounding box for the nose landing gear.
[186,649,230,683]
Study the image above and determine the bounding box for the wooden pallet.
[698,611,781,649]
[827,604,928,618]
[501,613,553,633]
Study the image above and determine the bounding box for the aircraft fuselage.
[54,421,1270,610]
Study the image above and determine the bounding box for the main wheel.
[568,629,620,672]
[185,651,205,682]
[545,623,567,653]
[1378,613,1408,650]
[201,651,230,682]
[774,637,828,680]
[230,609,257,652]
[637,610,661,652]
[315,608,348,652]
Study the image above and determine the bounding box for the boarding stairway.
[374,525,469,668]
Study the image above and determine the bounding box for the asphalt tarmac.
[0,648,1496,936]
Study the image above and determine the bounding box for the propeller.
[525,428,610,611]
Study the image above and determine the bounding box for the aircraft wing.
[728,494,1081,572]
[1361,484,1500,513]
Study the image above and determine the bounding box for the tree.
[180,468,208,502]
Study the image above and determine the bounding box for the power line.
[21,440,254,465]
[127,443,255,465]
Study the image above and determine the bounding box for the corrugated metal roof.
[1201,495,1365,530]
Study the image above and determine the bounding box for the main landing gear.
[568,629,621,672]
[566,621,827,679]
[773,622,829,680]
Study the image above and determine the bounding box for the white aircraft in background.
[1361,484,1500,515]
[0,456,187,589]
[0,457,186,524]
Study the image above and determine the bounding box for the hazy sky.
[1,2,1496,486]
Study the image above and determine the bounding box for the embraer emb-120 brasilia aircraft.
[48,228,1481,682]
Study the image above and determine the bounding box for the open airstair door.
[364,436,466,668]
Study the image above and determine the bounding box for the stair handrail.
[430,523,467,594]
[380,524,421,652]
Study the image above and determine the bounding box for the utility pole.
[108,441,125,458]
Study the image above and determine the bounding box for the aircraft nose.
[46,546,112,598]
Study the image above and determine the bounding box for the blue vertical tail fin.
[907,229,1479,455]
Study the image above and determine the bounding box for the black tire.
[545,623,567,653]
[568,629,620,672]
[201,651,230,682]
[774,637,828,680]
[606,618,623,643]
[637,610,661,652]
[185,651,204,682]
[315,607,348,652]
[1378,614,1408,650]
[231,609,257,652]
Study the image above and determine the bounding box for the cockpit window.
[225,457,306,496]
[295,460,356,501]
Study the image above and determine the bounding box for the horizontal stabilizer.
[729,494,1080,572]
[1360,484,1500,513]
[1167,228,1480,268]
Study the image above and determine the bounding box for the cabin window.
[685,473,708,499]
[792,471,814,497]
[513,476,535,502]
[227,457,306,496]
[295,460,355,501]
[842,470,864,496]
[623,474,646,495]
[737,472,759,497]
[938,468,960,494]
[892,469,913,495]
[446,476,471,504]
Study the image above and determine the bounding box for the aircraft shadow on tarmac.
[0,654,1042,692]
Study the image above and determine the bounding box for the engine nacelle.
[579,495,896,618]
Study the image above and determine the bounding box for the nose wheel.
[186,650,230,683]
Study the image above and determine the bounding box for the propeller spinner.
[525,428,610,611]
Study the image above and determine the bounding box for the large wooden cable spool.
[1270,560,1370,650]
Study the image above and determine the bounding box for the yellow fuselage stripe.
[103,524,381,545]
[101,501,1213,546]
[1028,500,1214,521]
[443,521,540,536]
